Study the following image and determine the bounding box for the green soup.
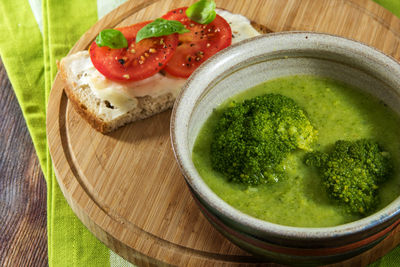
[192,75,400,227]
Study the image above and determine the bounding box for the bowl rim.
[170,31,400,240]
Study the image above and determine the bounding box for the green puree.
[192,75,400,227]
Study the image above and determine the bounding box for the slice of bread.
[58,52,176,133]
[58,15,269,134]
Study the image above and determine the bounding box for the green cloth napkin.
[0,0,399,266]
[0,1,128,266]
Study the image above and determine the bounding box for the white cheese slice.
[68,51,139,119]
[217,9,261,42]
[122,73,186,99]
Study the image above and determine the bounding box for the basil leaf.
[95,29,128,49]
[136,18,189,43]
[186,0,216,24]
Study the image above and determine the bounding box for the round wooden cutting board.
[47,0,400,266]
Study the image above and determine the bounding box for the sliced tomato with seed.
[162,7,232,78]
[89,21,179,82]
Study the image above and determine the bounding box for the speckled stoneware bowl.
[170,32,400,265]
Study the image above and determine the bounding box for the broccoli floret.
[210,94,318,185]
[305,139,393,214]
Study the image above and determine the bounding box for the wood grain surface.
[47,0,400,266]
[0,59,48,266]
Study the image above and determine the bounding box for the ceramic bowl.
[170,32,400,265]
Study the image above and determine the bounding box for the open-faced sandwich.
[58,0,266,133]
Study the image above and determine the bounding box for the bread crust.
[250,21,273,34]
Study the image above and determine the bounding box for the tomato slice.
[162,7,232,78]
[89,21,178,82]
